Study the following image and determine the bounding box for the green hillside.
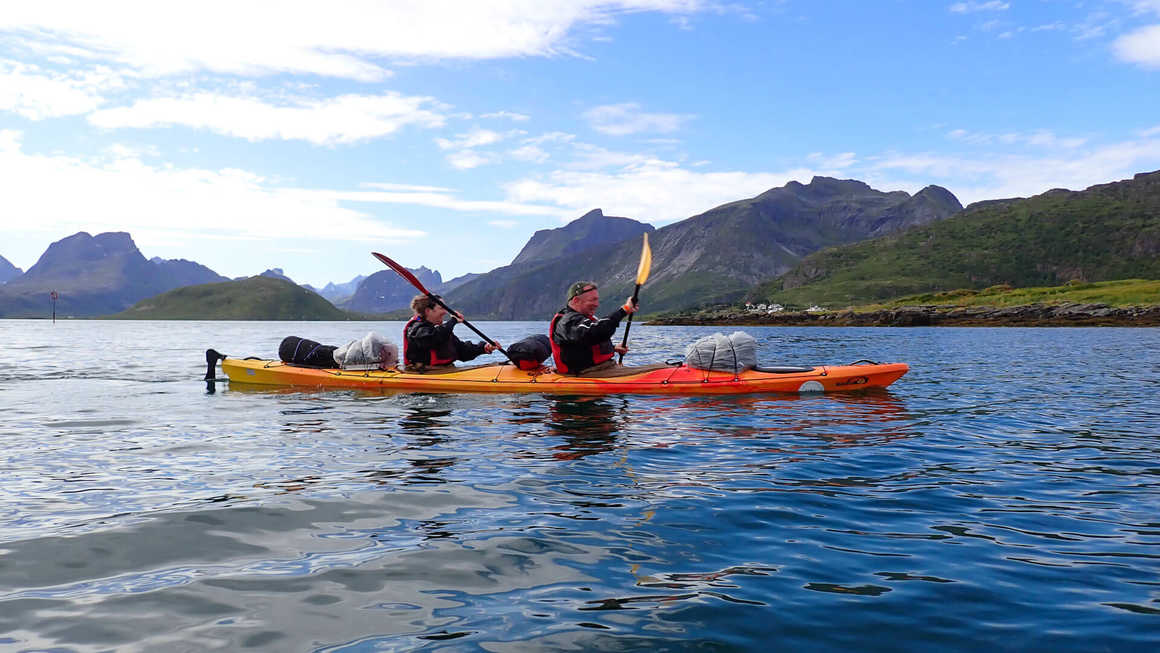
[873,279,1160,308]
[749,171,1160,307]
[111,276,349,320]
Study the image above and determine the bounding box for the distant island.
[110,277,356,320]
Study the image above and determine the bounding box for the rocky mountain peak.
[260,268,294,283]
[19,231,145,283]
[511,208,653,266]
[0,254,21,284]
[806,176,873,194]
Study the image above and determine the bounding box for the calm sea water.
[0,320,1157,652]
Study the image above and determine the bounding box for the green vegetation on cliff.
[749,171,1160,308]
[111,276,349,320]
[870,279,1160,309]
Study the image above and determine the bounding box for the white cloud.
[509,144,551,163]
[1026,129,1088,148]
[1114,24,1160,67]
[567,142,657,170]
[504,158,821,223]
[525,131,577,145]
[807,151,857,169]
[949,1,1010,13]
[88,92,446,144]
[1128,1,1160,14]
[0,61,119,119]
[445,150,497,169]
[583,103,693,136]
[0,138,425,249]
[1139,125,1160,137]
[0,129,22,152]
[481,111,530,121]
[872,136,1160,204]
[435,129,511,150]
[326,188,568,218]
[362,182,456,193]
[434,128,528,168]
[1,2,713,80]
[947,128,1088,148]
[488,220,519,228]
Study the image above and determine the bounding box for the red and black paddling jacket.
[403,315,486,368]
[549,305,628,374]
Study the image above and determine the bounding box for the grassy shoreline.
[649,280,1160,327]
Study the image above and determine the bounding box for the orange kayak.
[219,357,908,395]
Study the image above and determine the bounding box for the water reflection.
[544,397,629,460]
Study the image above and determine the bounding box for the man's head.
[411,294,446,322]
[567,281,599,315]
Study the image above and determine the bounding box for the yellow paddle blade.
[635,233,652,285]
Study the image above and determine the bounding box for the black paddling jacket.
[550,305,628,374]
[404,315,486,367]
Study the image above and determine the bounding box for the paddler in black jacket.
[550,281,639,375]
[404,294,498,370]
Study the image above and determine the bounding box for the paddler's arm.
[454,337,489,361]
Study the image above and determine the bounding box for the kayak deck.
[220,358,908,395]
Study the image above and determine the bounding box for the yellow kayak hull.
[221,358,908,395]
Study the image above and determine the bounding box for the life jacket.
[550,310,615,374]
[403,315,457,366]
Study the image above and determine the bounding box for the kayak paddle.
[371,252,512,363]
[618,233,651,364]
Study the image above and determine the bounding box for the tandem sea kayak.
[216,356,908,396]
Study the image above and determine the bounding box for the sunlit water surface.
[0,320,1158,651]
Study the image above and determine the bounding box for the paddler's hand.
[614,345,629,355]
[452,311,465,323]
[622,297,638,314]
[484,342,500,354]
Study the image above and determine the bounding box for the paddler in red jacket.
[550,281,639,375]
[404,294,498,370]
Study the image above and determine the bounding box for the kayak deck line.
[217,356,908,396]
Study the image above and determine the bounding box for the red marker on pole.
[50,290,58,323]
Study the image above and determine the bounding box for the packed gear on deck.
[507,334,552,370]
[403,314,487,369]
[278,336,338,368]
[550,304,629,375]
[685,332,758,372]
[333,332,398,370]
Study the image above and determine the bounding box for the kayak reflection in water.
[403,294,500,371]
[550,280,639,375]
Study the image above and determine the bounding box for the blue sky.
[2,0,1159,287]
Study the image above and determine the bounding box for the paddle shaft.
[617,283,642,364]
[372,252,512,363]
[428,293,512,361]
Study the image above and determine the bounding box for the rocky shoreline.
[647,302,1160,327]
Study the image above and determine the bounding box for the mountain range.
[3,170,1156,320]
[0,232,226,317]
[442,178,962,319]
[304,275,366,304]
